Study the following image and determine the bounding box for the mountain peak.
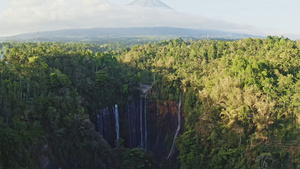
[128,0,172,9]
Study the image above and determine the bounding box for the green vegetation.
[0,42,139,168]
[119,37,300,168]
[1,36,300,168]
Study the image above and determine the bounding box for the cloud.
[11,0,44,6]
[0,0,260,37]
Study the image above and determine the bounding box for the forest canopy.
[0,36,300,169]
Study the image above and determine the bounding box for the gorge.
[95,84,181,166]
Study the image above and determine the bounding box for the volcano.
[128,0,172,9]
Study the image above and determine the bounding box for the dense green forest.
[1,36,300,169]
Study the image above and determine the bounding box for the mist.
[0,0,259,37]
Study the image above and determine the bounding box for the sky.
[0,0,299,39]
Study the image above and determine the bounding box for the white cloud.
[11,0,44,6]
[82,0,109,6]
[0,0,260,37]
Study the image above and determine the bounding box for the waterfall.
[125,85,151,149]
[128,102,138,148]
[140,84,151,150]
[140,98,144,148]
[144,94,147,150]
[97,107,111,143]
[103,107,110,140]
[127,103,132,147]
[97,110,103,136]
[97,114,102,136]
[167,92,182,160]
[114,104,120,140]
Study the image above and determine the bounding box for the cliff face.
[147,99,183,167]
[95,92,182,166]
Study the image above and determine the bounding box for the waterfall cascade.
[128,102,139,148]
[114,104,119,140]
[144,94,147,150]
[96,85,182,167]
[140,98,144,148]
[141,84,151,150]
[127,84,151,149]
[97,84,156,150]
[97,111,103,136]
[167,92,182,160]
[103,107,110,140]
[97,107,114,146]
[98,106,120,143]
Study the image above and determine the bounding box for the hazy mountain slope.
[0,27,261,42]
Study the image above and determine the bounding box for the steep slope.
[128,0,172,9]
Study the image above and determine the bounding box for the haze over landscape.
[0,0,299,39]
